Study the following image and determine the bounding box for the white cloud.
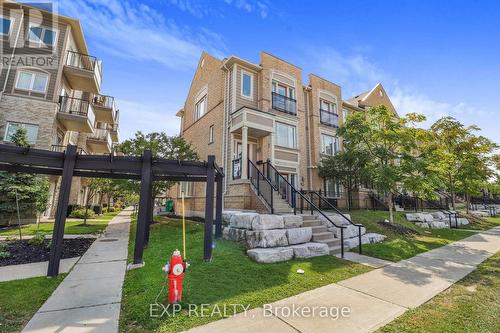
[60,0,226,70]
[117,99,181,140]
[168,0,270,19]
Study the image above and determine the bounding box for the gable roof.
[344,83,397,115]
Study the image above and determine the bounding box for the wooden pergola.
[0,144,224,277]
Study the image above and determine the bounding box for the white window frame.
[14,69,49,93]
[342,109,348,123]
[320,99,338,114]
[321,133,338,156]
[178,182,194,197]
[194,95,207,121]
[272,80,295,99]
[325,178,342,198]
[0,16,14,37]
[4,122,39,144]
[27,22,58,47]
[275,122,297,149]
[208,125,214,144]
[240,70,254,100]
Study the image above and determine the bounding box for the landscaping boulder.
[470,210,489,217]
[457,218,470,226]
[245,229,288,248]
[292,242,329,258]
[431,211,447,221]
[282,215,303,228]
[415,222,430,228]
[222,227,246,242]
[230,213,259,230]
[331,224,366,239]
[405,213,423,222]
[247,247,294,263]
[286,227,312,245]
[222,211,240,225]
[421,213,435,222]
[252,214,284,230]
[319,213,352,226]
[428,221,448,229]
[344,233,386,249]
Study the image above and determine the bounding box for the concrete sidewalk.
[0,257,80,282]
[186,226,500,333]
[22,207,133,333]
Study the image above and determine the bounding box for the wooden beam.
[133,150,153,264]
[203,155,215,261]
[215,171,223,239]
[47,145,77,277]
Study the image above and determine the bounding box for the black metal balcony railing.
[320,109,339,127]
[272,92,297,115]
[51,144,86,154]
[66,50,99,72]
[92,94,115,109]
[59,96,93,118]
[108,123,119,132]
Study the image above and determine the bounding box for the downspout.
[221,61,230,196]
[304,86,313,191]
[1,6,25,101]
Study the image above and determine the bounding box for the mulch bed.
[0,238,94,267]
[377,220,421,236]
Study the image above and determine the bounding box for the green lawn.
[0,275,66,332]
[0,211,121,237]
[379,252,500,333]
[348,210,476,262]
[459,215,500,230]
[120,217,371,333]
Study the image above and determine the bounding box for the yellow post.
[181,191,186,260]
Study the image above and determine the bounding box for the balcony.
[91,94,117,124]
[87,128,112,154]
[272,92,296,115]
[320,109,339,127]
[57,96,95,133]
[108,123,119,142]
[64,51,102,93]
[51,145,86,154]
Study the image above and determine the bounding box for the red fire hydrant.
[162,249,188,304]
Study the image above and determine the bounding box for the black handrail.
[368,191,389,211]
[58,96,91,117]
[261,160,347,257]
[308,190,364,254]
[319,109,339,127]
[248,159,275,213]
[271,92,297,115]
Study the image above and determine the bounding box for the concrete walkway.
[0,234,98,241]
[186,226,500,333]
[336,252,392,268]
[0,257,80,282]
[22,207,133,333]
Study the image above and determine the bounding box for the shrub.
[0,243,10,258]
[29,233,45,246]
[114,200,124,209]
[104,207,116,213]
[69,208,95,219]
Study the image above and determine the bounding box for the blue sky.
[57,0,500,143]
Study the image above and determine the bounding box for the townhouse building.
[172,51,397,217]
[0,1,119,217]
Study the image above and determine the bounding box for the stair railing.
[248,159,275,214]
[307,190,364,254]
[259,160,348,257]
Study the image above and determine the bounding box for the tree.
[338,105,426,223]
[427,117,497,211]
[116,131,199,199]
[82,178,106,225]
[318,149,369,210]
[0,128,50,236]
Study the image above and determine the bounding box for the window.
[276,122,296,149]
[178,182,193,197]
[208,125,214,144]
[325,179,342,198]
[28,24,57,46]
[195,95,207,120]
[4,122,39,144]
[272,81,295,99]
[342,109,348,123]
[0,17,12,35]
[321,133,338,156]
[15,70,49,93]
[241,71,253,98]
[320,99,337,114]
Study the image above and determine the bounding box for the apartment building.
[0,1,119,216]
[171,51,396,216]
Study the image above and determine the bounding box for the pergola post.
[133,150,152,265]
[215,170,223,239]
[47,145,77,277]
[204,155,215,261]
[144,189,153,247]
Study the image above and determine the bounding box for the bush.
[114,200,124,209]
[69,208,95,219]
[0,243,10,258]
[29,233,45,246]
[104,207,116,213]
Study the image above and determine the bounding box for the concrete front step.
[310,225,328,233]
[312,232,334,242]
[302,220,321,227]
